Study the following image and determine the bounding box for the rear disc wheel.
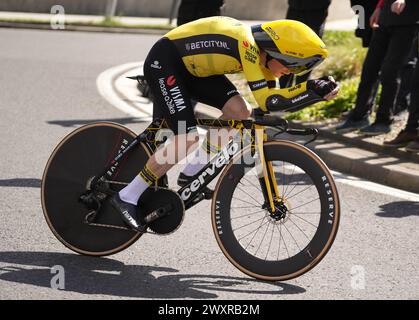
[41,122,152,256]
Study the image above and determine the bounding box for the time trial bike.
[41,104,340,281]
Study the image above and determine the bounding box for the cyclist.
[110,17,340,230]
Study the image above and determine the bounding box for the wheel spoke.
[289,197,320,211]
[265,223,275,261]
[232,197,260,207]
[237,184,263,206]
[233,215,265,232]
[244,216,267,250]
[286,184,314,201]
[291,213,319,229]
[288,217,311,241]
[277,224,290,259]
[283,222,302,252]
[237,219,270,242]
[254,218,270,256]
[231,209,266,220]
[292,212,320,215]
[242,175,262,192]
[276,224,282,260]
[283,164,297,196]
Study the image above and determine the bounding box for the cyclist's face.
[267,59,291,77]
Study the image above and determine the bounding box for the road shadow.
[376,201,419,218]
[0,179,41,188]
[47,117,149,128]
[0,251,305,299]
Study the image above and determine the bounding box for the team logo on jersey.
[242,40,259,64]
[185,40,231,51]
[158,76,186,115]
[151,60,162,69]
[166,75,176,87]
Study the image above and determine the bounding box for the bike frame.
[90,117,317,214]
[90,117,285,213]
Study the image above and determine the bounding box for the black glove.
[307,76,338,98]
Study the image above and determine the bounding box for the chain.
[87,221,156,234]
[88,222,131,231]
[84,209,156,234]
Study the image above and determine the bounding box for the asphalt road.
[0,28,418,300]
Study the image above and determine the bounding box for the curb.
[0,21,169,35]
[308,138,419,194]
[289,121,419,194]
[291,120,419,164]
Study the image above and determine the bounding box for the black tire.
[41,122,151,256]
[211,140,340,281]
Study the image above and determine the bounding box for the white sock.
[119,175,150,205]
[182,145,211,177]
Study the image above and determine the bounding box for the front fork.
[254,125,281,213]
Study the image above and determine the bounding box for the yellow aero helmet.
[251,20,328,75]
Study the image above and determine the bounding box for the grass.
[312,31,367,82]
[285,77,360,121]
[0,16,173,30]
[95,16,172,29]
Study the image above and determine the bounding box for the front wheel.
[211,140,340,281]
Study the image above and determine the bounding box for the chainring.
[137,187,185,235]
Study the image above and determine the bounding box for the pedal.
[143,204,171,224]
[138,188,184,235]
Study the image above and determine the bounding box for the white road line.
[96,61,152,120]
[332,170,419,202]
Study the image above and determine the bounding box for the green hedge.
[285,77,360,121]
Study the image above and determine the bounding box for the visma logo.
[166,75,176,87]
[242,41,249,48]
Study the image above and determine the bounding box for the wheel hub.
[263,200,289,221]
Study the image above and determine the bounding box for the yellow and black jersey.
[165,16,309,112]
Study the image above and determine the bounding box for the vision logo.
[265,26,280,40]
[166,75,176,87]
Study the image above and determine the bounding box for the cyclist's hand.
[370,7,381,28]
[307,76,339,101]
